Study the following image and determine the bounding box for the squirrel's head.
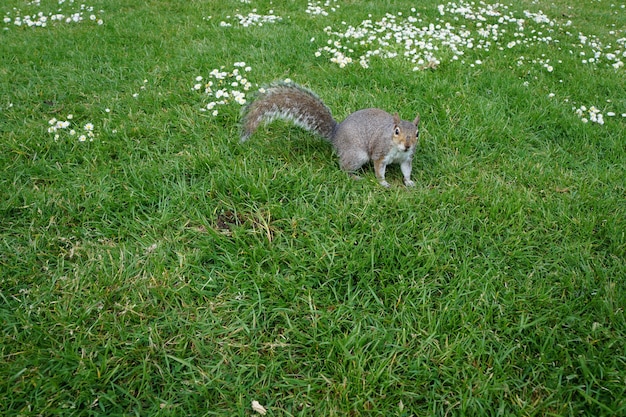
[392,113,420,152]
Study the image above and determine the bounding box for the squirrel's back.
[240,83,338,142]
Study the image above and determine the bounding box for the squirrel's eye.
[416,130,419,137]
[394,127,400,135]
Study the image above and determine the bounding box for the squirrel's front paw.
[379,180,390,188]
[404,179,416,187]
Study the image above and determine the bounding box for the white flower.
[84,123,94,131]
[232,91,246,105]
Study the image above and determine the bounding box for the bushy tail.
[240,82,338,142]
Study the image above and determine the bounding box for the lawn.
[1,0,625,415]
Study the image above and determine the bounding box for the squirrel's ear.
[413,114,421,126]
[393,113,400,126]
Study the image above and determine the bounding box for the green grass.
[1,0,625,415]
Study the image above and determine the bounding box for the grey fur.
[240,82,420,187]
[240,82,337,142]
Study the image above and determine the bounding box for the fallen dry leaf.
[251,400,267,415]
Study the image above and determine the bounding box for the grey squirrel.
[240,82,421,187]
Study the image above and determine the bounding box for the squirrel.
[240,82,421,187]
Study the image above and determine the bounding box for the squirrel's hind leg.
[338,152,369,173]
